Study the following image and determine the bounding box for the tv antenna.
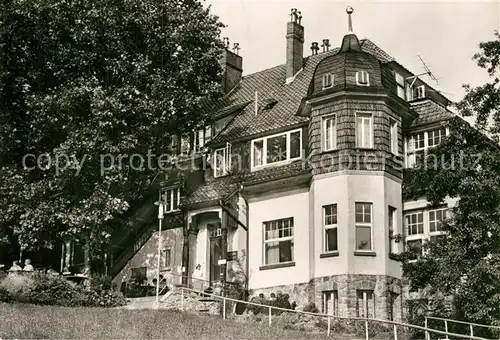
[406,55,439,87]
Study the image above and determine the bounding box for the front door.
[209,236,222,284]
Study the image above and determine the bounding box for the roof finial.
[346,6,354,33]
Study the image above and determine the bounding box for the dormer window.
[322,74,334,89]
[414,85,425,99]
[356,71,370,86]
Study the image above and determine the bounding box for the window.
[388,206,397,254]
[322,74,334,89]
[131,267,147,282]
[429,234,445,245]
[414,85,425,99]
[323,116,337,151]
[388,292,399,321]
[356,290,375,318]
[427,127,447,147]
[323,204,338,252]
[263,218,294,265]
[355,203,372,251]
[407,239,423,259]
[251,129,302,169]
[356,113,373,148]
[163,187,180,213]
[356,71,370,86]
[390,119,398,155]
[193,126,213,152]
[164,248,172,268]
[395,72,406,100]
[406,128,448,167]
[214,143,232,177]
[429,208,447,233]
[323,290,339,316]
[405,212,424,235]
[180,135,190,155]
[170,135,179,156]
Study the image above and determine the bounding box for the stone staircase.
[158,284,221,315]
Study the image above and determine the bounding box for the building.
[107,7,458,321]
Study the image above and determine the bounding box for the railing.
[173,287,490,340]
[158,272,237,296]
[425,316,500,340]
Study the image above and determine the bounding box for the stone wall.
[249,274,404,322]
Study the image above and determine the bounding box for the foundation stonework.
[249,275,404,321]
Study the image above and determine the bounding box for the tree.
[402,31,500,337]
[0,0,225,260]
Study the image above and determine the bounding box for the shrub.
[303,302,319,313]
[246,292,294,315]
[0,272,126,308]
[0,286,11,303]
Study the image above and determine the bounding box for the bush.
[246,292,294,315]
[303,302,319,313]
[0,286,11,303]
[0,272,126,307]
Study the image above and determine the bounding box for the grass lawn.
[0,303,358,339]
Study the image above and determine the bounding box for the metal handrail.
[426,315,500,330]
[157,272,237,296]
[174,286,491,340]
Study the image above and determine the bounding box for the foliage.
[0,272,126,307]
[303,302,319,313]
[0,0,225,256]
[246,292,294,316]
[402,30,500,338]
[0,286,11,303]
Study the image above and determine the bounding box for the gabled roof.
[209,39,395,145]
[410,99,455,127]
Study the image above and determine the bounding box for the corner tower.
[306,7,409,320]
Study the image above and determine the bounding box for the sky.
[205,0,499,104]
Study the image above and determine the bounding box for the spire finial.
[346,6,354,33]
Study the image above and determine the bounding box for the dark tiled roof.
[209,38,394,145]
[410,99,455,127]
[241,160,310,185]
[181,176,240,206]
[181,161,310,206]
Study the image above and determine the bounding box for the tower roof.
[339,6,362,53]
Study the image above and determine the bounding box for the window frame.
[429,207,447,234]
[355,112,374,149]
[405,127,448,167]
[356,290,375,318]
[388,206,398,255]
[405,211,424,236]
[263,217,294,266]
[164,248,172,268]
[250,128,303,170]
[323,204,338,253]
[389,118,398,155]
[322,73,334,89]
[322,115,337,151]
[414,85,425,99]
[163,186,181,213]
[395,72,406,100]
[355,202,373,252]
[322,290,339,316]
[213,142,232,178]
[356,70,370,86]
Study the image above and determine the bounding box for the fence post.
[268,307,272,326]
[365,319,369,340]
[223,298,226,320]
[181,288,184,311]
[425,317,429,340]
[444,319,448,340]
[393,324,398,340]
[327,316,331,337]
[470,324,473,338]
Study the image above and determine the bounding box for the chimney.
[220,37,243,94]
[311,42,319,56]
[286,9,304,83]
[321,39,331,53]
